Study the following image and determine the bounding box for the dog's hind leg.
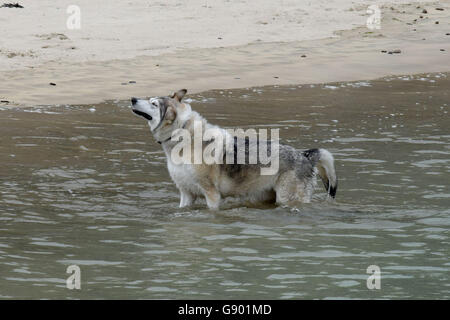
[274,171,296,205]
[179,189,196,208]
[274,171,311,206]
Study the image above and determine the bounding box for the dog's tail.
[303,148,338,198]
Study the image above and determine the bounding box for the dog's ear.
[171,89,187,102]
[165,105,177,123]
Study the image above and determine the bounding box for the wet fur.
[131,90,337,210]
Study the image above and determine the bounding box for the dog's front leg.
[179,189,196,208]
[203,188,221,210]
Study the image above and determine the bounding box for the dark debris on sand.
[0,3,24,8]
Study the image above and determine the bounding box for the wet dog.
[131,89,337,209]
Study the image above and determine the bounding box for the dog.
[131,89,337,210]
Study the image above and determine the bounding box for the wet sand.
[0,1,449,106]
[0,0,449,300]
[0,73,448,299]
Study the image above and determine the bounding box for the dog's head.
[131,89,190,143]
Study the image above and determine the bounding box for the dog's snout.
[131,97,138,105]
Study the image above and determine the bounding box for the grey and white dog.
[131,89,337,210]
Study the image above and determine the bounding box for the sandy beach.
[1,1,450,301]
[0,0,449,105]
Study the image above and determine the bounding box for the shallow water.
[0,73,449,299]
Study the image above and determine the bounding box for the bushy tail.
[303,148,338,198]
[316,149,337,198]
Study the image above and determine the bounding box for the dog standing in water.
[131,89,337,210]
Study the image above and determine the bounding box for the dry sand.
[0,0,449,106]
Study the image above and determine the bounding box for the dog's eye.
[151,102,157,106]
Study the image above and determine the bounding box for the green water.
[0,73,448,299]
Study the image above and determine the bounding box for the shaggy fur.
[131,89,337,209]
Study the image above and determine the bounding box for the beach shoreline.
[0,0,449,106]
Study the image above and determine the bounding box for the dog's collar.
[157,120,189,144]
